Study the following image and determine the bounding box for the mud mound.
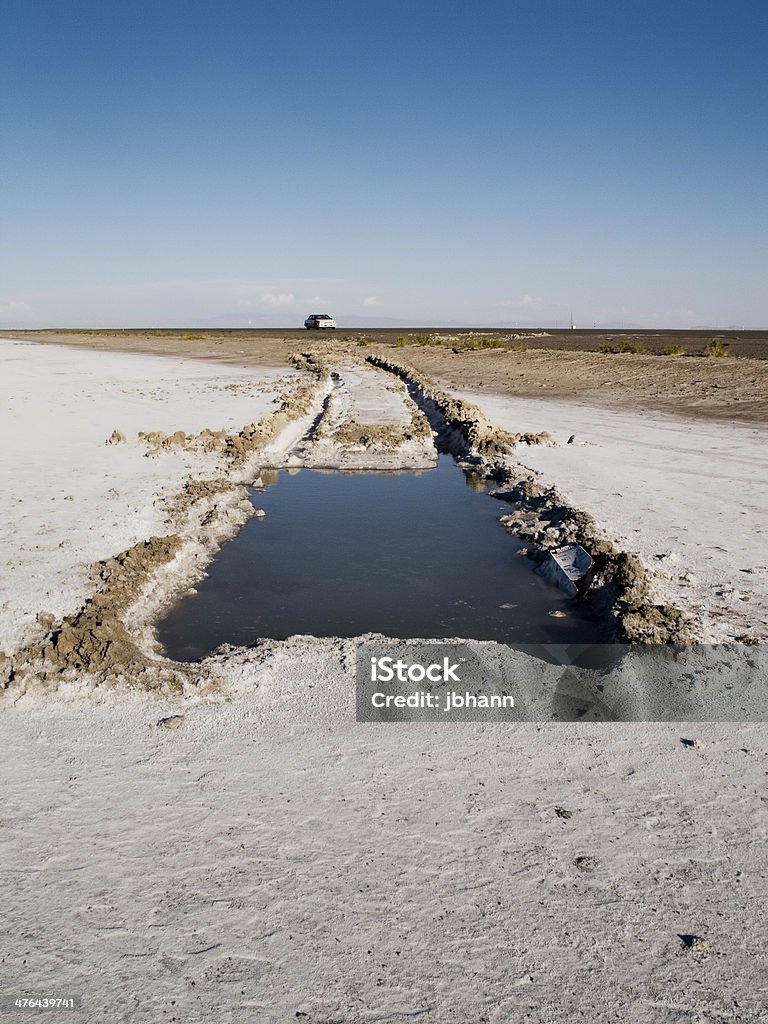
[499,501,689,643]
[6,536,192,693]
[366,355,554,458]
[330,409,432,449]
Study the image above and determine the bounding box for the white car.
[304,313,336,330]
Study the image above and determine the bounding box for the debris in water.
[538,543,594,598]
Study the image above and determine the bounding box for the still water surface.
[158,456,608,661]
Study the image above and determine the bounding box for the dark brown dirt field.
[397,345,768,423]
[3,327,767,423]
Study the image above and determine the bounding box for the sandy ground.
[2,337,768,1022]
[2,652,768,1024]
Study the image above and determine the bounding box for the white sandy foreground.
[1,340,768,1022]
[3,658,768,1023]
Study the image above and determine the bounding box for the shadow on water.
[157,455,615,662]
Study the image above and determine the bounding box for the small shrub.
[395,337,409,347]
[596,341,646,354]
[357,337,370,347]
[703,337,729,357]
[663,345,686,356]
[454,336,510,352]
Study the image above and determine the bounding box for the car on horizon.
[304,313,336,330]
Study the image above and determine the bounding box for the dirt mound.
[366,354,554,458]
[331,409,432,449]
[138,354,330,464]
[5,536,192,693]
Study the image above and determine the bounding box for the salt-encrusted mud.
[136,351,330,465]
[4,672,768,1022]
[279,361,436,470]
[3,476,251,695]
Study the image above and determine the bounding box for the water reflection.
[158,455,611,661]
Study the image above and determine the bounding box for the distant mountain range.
[192,313,647,330]
[192,314,742,330]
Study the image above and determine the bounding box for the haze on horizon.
[1,0,767,330]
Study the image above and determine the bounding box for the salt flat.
[2,646,767,1023]
[1,338,767,1023]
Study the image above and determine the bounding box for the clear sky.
[2,0,767,327]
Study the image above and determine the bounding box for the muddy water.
[158,456,610,661]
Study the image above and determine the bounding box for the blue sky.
[2,0,767,327]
